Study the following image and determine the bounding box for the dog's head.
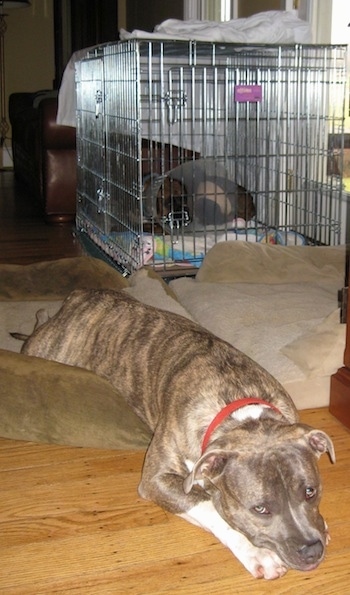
[183,419,335,572]
[156,176,189,224]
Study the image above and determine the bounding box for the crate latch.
[163,91,187,124]
[95,90,103,118]
[165,209,190,242]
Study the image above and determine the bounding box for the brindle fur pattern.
[20,289,335,577]
[21,289,298,434]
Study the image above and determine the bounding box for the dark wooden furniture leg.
[329,251,350,428]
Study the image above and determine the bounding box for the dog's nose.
[298,540,324,564]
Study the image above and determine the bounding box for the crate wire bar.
[75,40,347,275]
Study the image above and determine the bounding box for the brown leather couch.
[9,91,77,224]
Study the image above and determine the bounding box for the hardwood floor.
[0,171,82,265]
[1,171,350,593]
[1,411,350,594]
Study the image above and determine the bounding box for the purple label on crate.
[234,85,262,103]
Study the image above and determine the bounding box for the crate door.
[76,56,108,235]
[99,43,145,272]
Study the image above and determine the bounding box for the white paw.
[245,546,288,580]
[178,502,288,580]
[324,520,331,545]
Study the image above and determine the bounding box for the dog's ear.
[183,449,231,494]
[302,427,336,464]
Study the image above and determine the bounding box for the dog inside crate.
[137,149,308,269]
[142,157,256,233]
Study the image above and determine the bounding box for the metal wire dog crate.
[75,40,347,275]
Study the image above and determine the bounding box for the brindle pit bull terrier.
[17,289,335,580]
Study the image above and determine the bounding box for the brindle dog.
[17,289,335,580]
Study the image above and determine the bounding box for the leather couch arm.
[39,98,76,150]
[9,91,77,224]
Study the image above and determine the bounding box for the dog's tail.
[9,308,50,342]
[10,332,30,342]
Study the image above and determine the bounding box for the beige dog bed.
[0,257,152,449]
[0,244,345,448]
[169,243,346,410]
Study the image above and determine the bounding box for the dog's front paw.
[245,546,288,580]
[324,520,331,545]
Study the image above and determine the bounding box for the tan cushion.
[196,242,345,286]
[281,309,346,378]
[0,256,129,301]
[0,349,151,449]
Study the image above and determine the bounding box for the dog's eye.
[253,505,270,515]
[305,487,317,500]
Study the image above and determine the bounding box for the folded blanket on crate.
[120,12,311,44]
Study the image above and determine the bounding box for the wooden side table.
[329,250,350,428]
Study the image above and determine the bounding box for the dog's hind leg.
[34,308,50,329]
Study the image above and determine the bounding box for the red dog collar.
[201,398,282,453]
